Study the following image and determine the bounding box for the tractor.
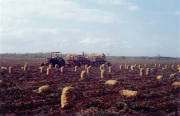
[41,52,65,68]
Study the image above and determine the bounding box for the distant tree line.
[0,53,179,60]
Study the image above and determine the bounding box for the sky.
[0,0,180,57]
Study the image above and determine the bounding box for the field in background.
[0,53,179,66]
[0,54,180,116]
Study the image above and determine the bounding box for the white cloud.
[96,0,140,11]
[0,26,112,54]
[0,26,83,53]
[175,11,180,15]
[0,27,81,37]
[122,40,128,44]
[0,0,123,25]
[0,0,127,40]
[80,37,110,44]
[97,0,128,5]
[128,5,139,11]
[152,11,180,16]
[0,27,24,37]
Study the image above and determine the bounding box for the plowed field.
[0,58,180,116]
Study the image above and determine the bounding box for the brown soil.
[0,58,180,116]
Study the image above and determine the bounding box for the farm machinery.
[65,54,90,66]
[87,53,108,66]
[41,52,65,68]
[66,53,110,66]
[41,52,110,67]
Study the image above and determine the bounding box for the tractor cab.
[50,52,63,58]
[41,52,65,67]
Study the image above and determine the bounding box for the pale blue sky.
[0,0,180,57]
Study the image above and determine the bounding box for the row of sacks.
[34,80,180,109]
[119,64,180,70]
[156,73,177,80]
